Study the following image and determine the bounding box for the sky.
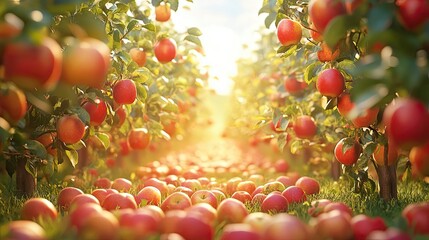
[173,1,266,95]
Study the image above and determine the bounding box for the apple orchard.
[1,0,429,239]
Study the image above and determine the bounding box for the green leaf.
[264,13,277,28]
[65,149,78,168]
[25,140,48,159]
[71,107,91,126]
[25,160,37,178]
[96,133,110,150]
[133,68,152,83]
[151,0,162,6]
[168,0,179,11]
[304,61,322,84]
[187,27,202,36]
[324,15,359,49]
[143,23,156,32]
[290,140,302,154]
[367,3,394,32]
[115,2,129,13]
[279,45,298,58]
[184,35,202,47]
[126,19,140,32]
[136,84,148,102]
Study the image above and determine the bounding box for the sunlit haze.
[173,1,265,95]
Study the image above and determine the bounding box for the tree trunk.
[331,158,341,180]
[16,158,36,197]
[375,144,398,201]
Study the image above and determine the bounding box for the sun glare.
[173,1,263,95]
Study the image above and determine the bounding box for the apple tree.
[0,0,206,197]
[242,0,429,201]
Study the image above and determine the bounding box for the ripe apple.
[396,0,429,30]
[128,128,151,150]
[334,138,362,166]
[217,198,249,223]
[231,191,253,203]
[295,176,320,195]
[274,159,289,173]
[161,192,192,212]
[3,37,62,90]
[69,194,100,210]
[337,92,379,127]
[0,84,27,122]
[211,189,227,204]
[102,192,137,211]
[79,210,119,240]
[35,133,57,156]
[282,186,307,204]
[181,179,202,192]
[118,209,159,239]
[190,190,217,208]
[383,98,429,149]
[61,38,110,89]
[56,115,86,145]
[68,203,103,230]
[261,193,289,213]
[309,0,347,33]
[277,19,302,46]
[21,198,57,221]
[93,177,112,189]
[160,209,187,234]
[111,177,132,192]
[155,3,171,22]
[174,186,194,198]
[262,213,310,240]
[402,202,429,234]
[262,181,286,195]
[225,177,242,195]
[113,79,137,105]
[135,186,161,206]
[324,202,353,217]
[220,223,260,240]
[4,220,47,240]
[293,115,317,139]
[91,188,118,205]
[308,199,332,217]
[310,23,323,42]
[154,38,177,63]
[243,212,272,234]
[275,176,295,188]
[236,180,257,195]
[57,187,84,211]
[409,142,429,176]
[82,98,107,126]
[186,203,217,225]
[317,42,340,62]
[176,214,214,240]
[351,214,387,240]
[129,47,147,67]
[312,210,354,240]
[316,68,345,97]
[114,105,127,127]
[372,144,398,166]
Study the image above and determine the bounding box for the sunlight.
[173,1,263,95]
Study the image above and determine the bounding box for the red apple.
[396,0,429,30]
[128,128,151,150]
[262,213,310,240]
[154,38,177,63]
[324,202,353,217]
[57,187,84,211]
[295,176,320,195]
[282,186,307,204]
[312,210,354,240]
[366,228,411,240]
[261,193,289,213]
[94,177,112,189]
[21,198,57,221]
[351,214,387,240]
[243,212,272,234]
[3,37,62,90]
[102,192,137,211]
[263,181,286,194]
[402,202,429,235]
[82,98,107,126]
[309,0,346,33]
[129,47,147,66]
[274,159,289,173]
[219,223,260,240]
[91,188,118,205]
[69,194,100,210]
[175,214,214,240]
[161,192,192,212]
[217,198,249,223]
[409,141,429,176]
[277,19,302,46]
[186,203,217,225]
[155,3,171,22]
[334,138,362,166]
[4,220,47,240]
[61,38,110,89]
[190,190,217,208]
[135,186,161,206]
[231,191,253,203]
[308,199,332,217]
[113,79,137,105]
[316,68,345,98]
[79,210,119,240]
[56,115,86,145]
[111,178,132,192]
[293,115,317,139]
